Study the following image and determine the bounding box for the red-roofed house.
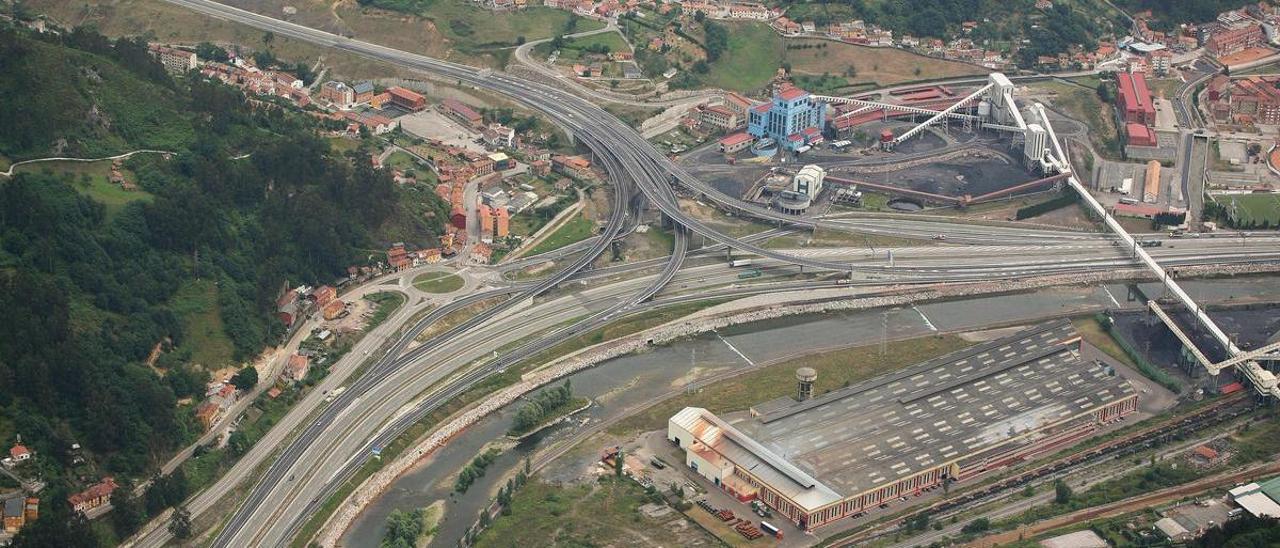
[719,132,753,153]
[387,242,411,270]
[196,401,220,429]
[311,285,337,308]
[285,354,310,383]
[9,445,31,463]
[68,478,118,514]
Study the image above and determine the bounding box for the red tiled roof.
[68,477,118,507]
[387,86,424,102]
[719,132,752,146]
[778,86,808,101]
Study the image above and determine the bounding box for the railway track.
[825,392,1256,547]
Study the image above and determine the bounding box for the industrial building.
[1143,160,1161,203]
[668,321,1138,531]
[791,165,825,198]
[747,84,827,152]
[1116,72,1155,125]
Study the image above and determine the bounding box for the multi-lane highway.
[127,3,1278,546]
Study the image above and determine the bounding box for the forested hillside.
[0,26,195,161]
[776,0,1111,66]
[0,24,447,541]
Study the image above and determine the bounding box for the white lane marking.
[913,304,938,332]
[716,333,755,366]
[1101,285,1121,308]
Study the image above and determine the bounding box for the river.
[339,276,1280,547]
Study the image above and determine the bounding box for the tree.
[961,517,990,534]
[263,31,275,45]
[1054,479,1073,504]
[231,366,259,390]
[112,482,147,537]
[227,430,251,456]
[169,506,193,539]
[694,10,706,22]
[613,448,624,477]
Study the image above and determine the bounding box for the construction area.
[667,320,1140,531]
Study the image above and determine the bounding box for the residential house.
[417,248,443,263]
[275,72,302,90]
[311,285,337,308]
[530,159,551,176]
[387,242,411,270]
[195,402,221,429]
[552,155,592,179]
[470,242,493,264]
[495,206,510,238]
[3,497,36,533]
[9,445,31,464]
[482,124,516,148]
[68,478,118,514]
[285,354,310,382]
[322,299,346,321]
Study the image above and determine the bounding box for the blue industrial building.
[747,84,827,153]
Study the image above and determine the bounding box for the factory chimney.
[796,367,817,401]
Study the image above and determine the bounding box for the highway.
[129,3,1279,546]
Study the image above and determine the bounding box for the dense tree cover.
[1118,0,1245,30]
[777,0,1105,66]
[454,448,502,493]
[701,19,729,63]
[508,380,574,435]
[1192,516,1280,548]
[381,508,428,548]
[0,26,449,542]
[0,26,194,160]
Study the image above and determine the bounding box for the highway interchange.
[126,2,1280,546]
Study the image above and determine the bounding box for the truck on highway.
[737,269,763,279]
[324,386,347,403]
[729,259,753,268]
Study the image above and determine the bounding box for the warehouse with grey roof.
[668,320,1138,530]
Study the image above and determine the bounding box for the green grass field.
[425,1,604,49]
[701,22,785,92]
[609,334,971,434]
[412,272,465,293]
[383,150,420,171]
[525,214,595,256]
[475,479,713,547]
[168,279,235,370]
[16,160,154,220]
[540,30,631,62]
[1038,81,1121,159]
[1218,193,1280,227]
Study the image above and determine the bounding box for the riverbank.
[315,264,1280,546]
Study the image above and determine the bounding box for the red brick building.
[387,86,427,111]
[1116,71,1155,125]
[68,478,118,514]
[1206,24,1265,56]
